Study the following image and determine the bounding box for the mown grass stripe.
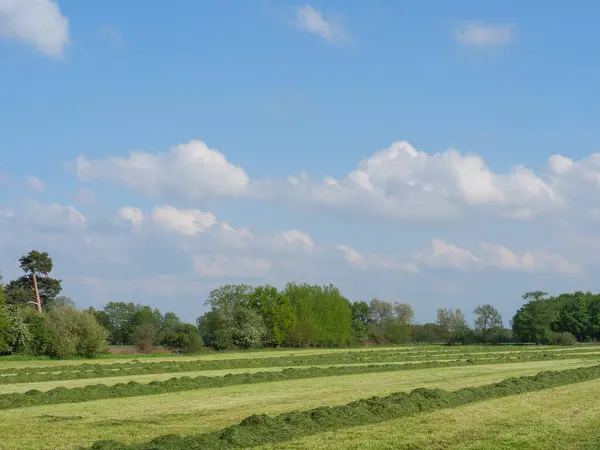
[88,363,600,450]
[2,356,599,411]
[2,347,600,384]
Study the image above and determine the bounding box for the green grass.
[263,379,600,449]
[0,359,593,450]
[0,345,580,370]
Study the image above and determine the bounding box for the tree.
[512,292,557,344]
[369,298,394,323]
[102,302,136,345]
[393,303,414,325]
[247,285,296,347]
[5,251,62,312]
[473,304,503,343]
[0,278,11,353]
[350,301,369,343]
[412,323,446,343]
[436,308,470,345]
[554,292,589,341]
[44,306,109,357]
[164,324,203,353]
[132,323,161,354]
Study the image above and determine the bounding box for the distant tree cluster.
[511,290,600,344]
[5,249,600,360]
[89,302,202,354]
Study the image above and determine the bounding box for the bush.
[549,331,578,346]
[44,306,109,358]
[164,324,203,354]
[23,309,54,355]
[133,323,160,354]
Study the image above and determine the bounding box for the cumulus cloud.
[274,229,314,253]
[262,141,561,221]
[336,244,366,269]
[454,21,514,46]
[414,239,481,270]
[76,140,249,200]
[0,0,70,57]
[25,175,45,192]
[193,254,271,278]
[24,200,86,229]
[118,206,144,227]
[293,4,347,43]
[413,238,580,276]
[151,205,217,236]
[76,139,574,223]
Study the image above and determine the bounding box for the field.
[2,346,600,449]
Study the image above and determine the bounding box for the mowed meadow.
[3,345,600,449]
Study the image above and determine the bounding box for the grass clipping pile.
[90,363,600,450]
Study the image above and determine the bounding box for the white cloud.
[74,139,578,222]
[76,139,600,225]
[151,205,217,236]
[0,0,70,57]
[193,254,271,278]
[454,21,514,46]
[265,141,560,221]
[275,229,314,253]
[414,239,482,270]
[294,5,347,43]
[76,140,249,200]
[412,239,580,276]
[75,187,96,205]
[25,175,45,192]
[336,244,366,269]
[25,200,86,229]
[118,206,144,227]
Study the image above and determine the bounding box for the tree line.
[1,249,599,358]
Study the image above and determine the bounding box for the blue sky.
[2,0,600,324]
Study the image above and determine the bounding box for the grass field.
[1,346,599,449]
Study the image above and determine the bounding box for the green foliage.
[22,309,54,355]
[101,302,137,345]
[436,308,470,345]
[350,301,369,343]
[2,304,32,353]
[473,304,503,343]
[5,251,62,309]
[163,324,203,353]
[89,364,600,450]
[133,323,161,354]
[283,283,352,347]
[412,323,446,343]
[247,285,296,347]
[367,299,414,344]
[512,292,558,343]
[44,306,109,358]
[549,331,578,345]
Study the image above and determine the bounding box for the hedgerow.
[88,363,600,449]
[2,355,600,411]
[2,347,599,384]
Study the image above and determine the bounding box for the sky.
[2,0,600,325]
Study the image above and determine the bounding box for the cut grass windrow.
[2,348,600,385]
[88,363,600,450]
[2,355,600,411]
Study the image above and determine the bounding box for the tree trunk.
[32,270,42,313]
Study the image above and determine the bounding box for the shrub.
[44,306,109,358]
[23,309,54,355]
[164,324,203,354]
[549,331,578,346]
[133,323,160,354]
